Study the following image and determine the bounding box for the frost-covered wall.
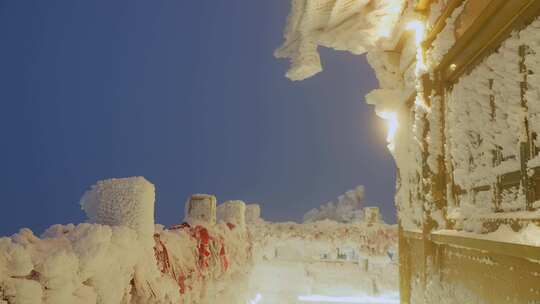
[446,17,540,228]
[1,177,399,304]
[0,178,253,304]
[0,223,253,304]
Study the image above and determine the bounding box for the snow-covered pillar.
[80,177,156,241]
[217,200,246,228]
[364,207,380,225]
[245,204,262,224]
[184,194,217,226]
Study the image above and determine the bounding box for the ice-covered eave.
[275,0,408,81]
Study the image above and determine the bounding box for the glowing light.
[414,94,428,110]
[406,19,427,74]
[247,293,262,304]
[406,20,425,45]
[379,111,399,151]
[298,293,400,303]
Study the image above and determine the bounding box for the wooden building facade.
[398,0,540,302]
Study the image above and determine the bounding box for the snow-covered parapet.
[217,200,246,228]
[80,177,155,241]
[0,221,254,304]
[245,204,262,224]
[0,223,191,304]
[184,194,217,226]
[1,186,254,304]
[0,178,399,304]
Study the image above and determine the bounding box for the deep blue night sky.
[0,1,396,236]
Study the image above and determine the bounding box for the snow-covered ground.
[247,220,398,304]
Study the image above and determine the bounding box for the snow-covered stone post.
[217,200,246,228]
[80,176,156,242]
[364,207,380,226]
[184,194,217,226]
[245,204,261,224]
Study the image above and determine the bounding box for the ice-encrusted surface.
[0,177,398,304]
[275,0,406,80]
[303,185,365,223]
[247,220,398,303]
[80,177,155,242]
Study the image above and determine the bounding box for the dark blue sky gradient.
[0,1,396,236]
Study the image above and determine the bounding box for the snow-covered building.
[278,0,540,303]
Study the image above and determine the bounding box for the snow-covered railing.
[0,178,253,304]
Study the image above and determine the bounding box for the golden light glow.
[406,20,425,45]
[375,19,425,153]
[406,19,426,73]
[379,111,399,151]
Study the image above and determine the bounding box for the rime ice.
[276,0,540,303]
[0,178,398,304]
[80,177,156,242]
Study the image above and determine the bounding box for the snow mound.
[303,185,365,223]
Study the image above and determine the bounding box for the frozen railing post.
[217,200,246,228]
[245,204,262,224]
[184,194,217,225]
[364,207,381,226]
[80,176,156,241]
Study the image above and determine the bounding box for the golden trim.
[415,0,433,12]
[423,0,466,47]
[402,229,423,240]
[440,0,540,83]
[431,232,540,261]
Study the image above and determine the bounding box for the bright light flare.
[406,20,425,45]
[379,111,399,151]
[406,19,427,73]
[247,293,262,304]
[298,293,400,303]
